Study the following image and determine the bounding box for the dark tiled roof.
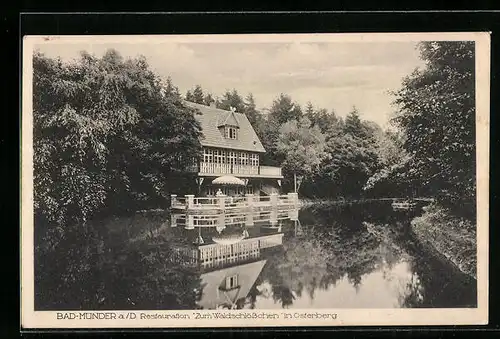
[184,100,266,153]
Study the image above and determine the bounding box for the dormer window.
[224,275,239,290]
[225,126,238,140]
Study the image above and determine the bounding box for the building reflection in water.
[170,207,299,309]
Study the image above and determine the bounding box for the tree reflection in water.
[35,204,476,310]
[251,204,476,309]
[35,212,203,310]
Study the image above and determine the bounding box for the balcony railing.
[194,162,282,177]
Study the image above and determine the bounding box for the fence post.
[217,212,226,232]
[170,194,177,208]
[218,195,226,210]
[270,208,278,226]
[185,195,194,210]
[245,193,254,210]
[185,214,194,230]
[270,192,278,209]
[287,192,299,207]
[245,209,254,227]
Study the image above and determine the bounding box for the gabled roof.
[184,101,266,153]
[198,259,267,309]
[218,111,240,128]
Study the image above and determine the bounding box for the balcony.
[192,162,283,178]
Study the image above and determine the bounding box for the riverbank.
[410,203,477,280]
[299,198,373,208]
[298,197,410,208]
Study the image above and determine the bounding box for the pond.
[243,203,477,309]
[35,201,477,311]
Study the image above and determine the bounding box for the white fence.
[171,193,299,212]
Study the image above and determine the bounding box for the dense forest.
[32,41,477,309]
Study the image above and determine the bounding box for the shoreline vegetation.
[410,204,477,280]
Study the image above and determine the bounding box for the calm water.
[97,202,476,310]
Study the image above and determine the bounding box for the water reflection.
[135,202,476,310]
[169,208,298,309]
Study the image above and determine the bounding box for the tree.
[192,85,205,104]
[243,93,261,127]
[185,85,205,104]
[216,89,246,112]
[316,108,381,198]
[255,112,283,167]
[390,41,475,206]
[363,130,410,196]
[344,106,365,138]
[308,107,339,134]
[305,101,315,118]
[203,92,215,106]
[268,93,303,124]
[163,76,179,96]
[276,117,328,192]
[33,49,202,230]
[185,89,194,102]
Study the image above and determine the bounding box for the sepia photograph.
[21,33,489,328]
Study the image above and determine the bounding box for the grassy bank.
[410,203,477,280]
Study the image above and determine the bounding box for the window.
[250,153,259,167]
[239,152,248,165]
[228,151,237,165]
[225,126,237,140]
[203,148,213,163]
[225,275,239,289]
[214,150,222,164]
[246,185,254,195]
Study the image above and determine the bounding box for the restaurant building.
[184,101,283,196]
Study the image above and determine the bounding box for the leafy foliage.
[268,93,303,125]
[308,108,381,198]
[242,93,262,127]
[276,117,328,191]
[390,41,476,206]
[203,92,215,106]
[216,88,246,113]
[33,49,202,228]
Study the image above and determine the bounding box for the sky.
[35,38,426,128]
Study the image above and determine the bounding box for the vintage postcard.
[21,32,489,329]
